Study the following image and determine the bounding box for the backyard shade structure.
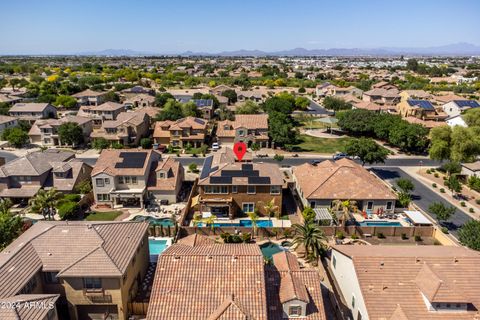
[313,208,333,225]
[403,210,432,226]
[316,117,338,133]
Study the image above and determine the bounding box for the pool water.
[149,239,168,262]
[198,219,273,228]
[357,221,402,227]
[132,216,174,227]
[259,242,284,259]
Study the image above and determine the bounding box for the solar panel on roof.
[454,100,479,108]
[407,99,434,110]
[194,118,206,125]
[210,176,232,184]
[242,164,253,171]
[114,152,147,169]
[200,156,213,179]
[248,176,270,184]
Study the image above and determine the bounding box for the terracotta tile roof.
[176,234,216,247]
[198,162,283,186]
[354,101,391,111]
[153,117,207,138]
[0,115,17,125]
[293,158,396,200]
[91,149,154,176]
[0,221,148,297]
[0,294,59,320]
[72,89,105,98]
[279,272,309,303]
[404,116,446,128]
[217,114,268,138]
[147,157,183,191]
[146,242,267,320]
[332,245,480,320]
[101,110,149,128]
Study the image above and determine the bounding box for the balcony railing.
[83,288,113,303]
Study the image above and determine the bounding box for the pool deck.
[189,217,292,228]
[352,212,410,227]
[149,236,173,247]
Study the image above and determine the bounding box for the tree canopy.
[458,220,480,251]
[344,137,389,166]
[58,122,84,146]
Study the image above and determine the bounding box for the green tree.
[221,89,237,104]
[0,205,22,249]
[236,100,261,114]
[103,91,120,102]
[294,96,310,110]
[445,175,462,196]
[74,179,92,194]
[93,138,110,150]
[2,127,29,148]
[292,221,326,261]
[428,202,455,226]
[458,220,480,251]
[57,201,79,220]
[406,58,419,72]
[388,122,428,152]
[188,163,198,172]
[54,95,77,108]
[181,101,200,117]
[396,178,415,194]
[344,138,389,166]
[397,191,412,208]
[331,200,357,226]
[29,188,62,220]
[140,138,152,149]
[58,122,84,146]
[463,108,480,127]
[156,100,184,121]
[429,126,452,161]
[302,207,316,224]
[154,92,175,107]
[323,96,352,111]
[450,126,480,162]
[268,112,297,146]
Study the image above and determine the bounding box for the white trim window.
[270,185,281,195]
[97,194,110,201]
[232,185,238,193]
[247,185,256,194]
[386,201,393,210]
[95,178,104,187]
[242,203,255,213]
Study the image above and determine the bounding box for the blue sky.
[0,0,479,54]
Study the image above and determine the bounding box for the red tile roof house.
[146,234,330,319]
[77,101,125,128]
[330,245,480,320]
[216,114,270,148]
[92,149,183,209]
[28,115,93,147]
[293,158,396,215]
[0,150,92,202]
[71,89,107,106]
[0,220,150,320]
[153,116,208,148]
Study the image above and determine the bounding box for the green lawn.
[293,135,355,153]
[85,211,123,221]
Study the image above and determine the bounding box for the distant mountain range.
[75,43,480,57]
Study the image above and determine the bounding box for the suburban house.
[442,100,480,117]
[0,150,92,200]
[399,90,433,101]
[77,101,125,128]
[323,85,363,98]
[461,161,480,178]
[352,101,395,113]
[123,93,155,109]
[397,99,448,121]
[197,159,283,218]
[0,115,18,135]
[92,149,183,208]
[146,234,329,320]
[120,85,155,99]
[371,81,398,90]
[0,220,150,320]
[192,99,214,119]
[432,93,465,105]
[90,110,150,147]
[237,90,264,102]
[209,84,234,96]
[152,116,208,148]
[72,89,106,106]
[216,114,269,148]
[0,93,22,105]
[9,103,58,124]
[330,245,480,320]
[293,159,396,214]
[28,116,93,147]
[446,114,468,127]
[362,88,400,105]
[0,294,60,320]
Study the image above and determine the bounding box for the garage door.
[77,305,118,320]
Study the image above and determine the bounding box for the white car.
[212,142,220,151]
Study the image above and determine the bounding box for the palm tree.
[263,198,279,219]
[202,214,216,233]
[331,200,357,227]
[29,188,61,220]
[247,211,259,238]
[292,221,326,261]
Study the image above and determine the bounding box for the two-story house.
[153,116,208,148]
[216,114,269,148]
[0,220,150,320]
[123,93,155,109]
[362,88,400,105]
[72,89,106,106]
[28,116,93,147]
[90,111,150,147]
[0,150,92,201]
[8,103,58,124]
[192,99,214,119]
[77,102,125,128]
[197,158,283,219]
[0,115,18,136]
[442,100,480,117]
[92,149,183,208]
[397,99,448,121]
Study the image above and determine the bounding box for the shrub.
[63,194,81,202]
[188,163,198,172]
[335,231,345,240]
[460,201,466,207]
[401,233,408,240]
[434,239,441,245]
[439,188,445,193]
[432,183,437,188]
[469,208,475,213]
[414,235,422,242]
[426,169,431,174]
[241,233,252,243]
[140,138,152,149]
[74,179,92,194]
[376,232,385,239]
[441,227,449,234]
[351,234,358,240]
[57,201,79,220]
[476,199,480,205]
[273,154,284,162]
[434,173,439,178]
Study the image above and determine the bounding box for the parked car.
[333,152,351,161]
[310,160,321,166]
[212,142,220,151]
[257,154,269,158]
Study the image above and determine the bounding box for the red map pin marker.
[233,142,247,161]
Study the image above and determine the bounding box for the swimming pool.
[149,239,168,262]
[259,242,284,259]
[357,220,402,227]
[198,219,273,228]
[132,216,174,227]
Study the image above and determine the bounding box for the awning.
[314,208,333,221]
[191,195,199,207]
[404,211,432,225]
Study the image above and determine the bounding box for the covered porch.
[111,189,146,209]
[197,196,234,219]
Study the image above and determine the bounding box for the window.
[95,178,104,187]
[44,272,59,284]
[124,176,131,184]
[83,278,102,291]
[97,194,110,201]
[386,201,393,210]
[158,172,165,179]
[242,203,255,213]
[366,201,373,210]
[205,186,228,194]
[332,255,337,269]
[351,295,356,309]
[310,201,316,208]
[104,178,110,185]
[118,176,124,184]
[247,185,256,194]
[288,306,302,317]
[270,185,281,195]
[131,176,137,184]
[232,185,237,193]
